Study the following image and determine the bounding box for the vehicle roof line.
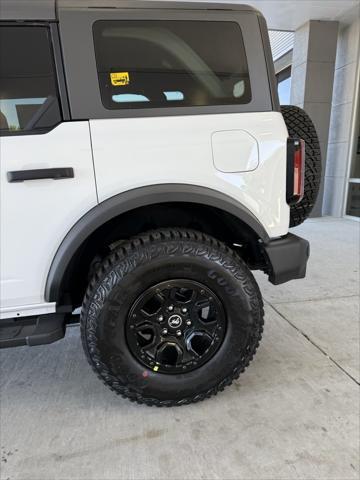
[0,0,260,22]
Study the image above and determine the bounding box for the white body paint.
[0,111,289,318]
[0,122,97,317]
[90,111,289,237]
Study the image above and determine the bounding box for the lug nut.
[181,307,187,314]
[161,328,168,335]
[168,305,174,312]
[176,330,182,337]
[158,315,164,322]
[186,320,192,326]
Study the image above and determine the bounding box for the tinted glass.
[93,20,251,110]
[346,182,360,217]
[0,26,61,134]
[346,118,360,217]
[349,122,360,179]
[277,66,292,105]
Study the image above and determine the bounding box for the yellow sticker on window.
[110,72,130,87]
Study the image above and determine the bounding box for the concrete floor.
[1,217,359,480]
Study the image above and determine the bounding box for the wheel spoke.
[132,323,156,348]
[195,298,210,309]
[170,286,196,304]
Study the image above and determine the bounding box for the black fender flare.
[45,184,269,303]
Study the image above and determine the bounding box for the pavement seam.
[267,294,359,305]
[266,301,360,387]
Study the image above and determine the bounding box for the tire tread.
[81,228,264,407]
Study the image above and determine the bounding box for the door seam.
[88,121,100,204]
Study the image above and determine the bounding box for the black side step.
[0,314,66,349]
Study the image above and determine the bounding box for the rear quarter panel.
[90,111,289,238]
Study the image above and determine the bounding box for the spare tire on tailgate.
[281,105,322,227]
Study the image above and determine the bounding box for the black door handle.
[7,168,74,183]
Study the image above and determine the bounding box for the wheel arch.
[45,184,269,307]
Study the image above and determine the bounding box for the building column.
[323,13,360,217]
[290,20,338,217]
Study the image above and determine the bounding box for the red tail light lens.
[287,138,305,205]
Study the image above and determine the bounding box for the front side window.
[93,20,251,110]
[0,26,61,135]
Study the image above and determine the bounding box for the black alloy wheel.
[126,279,226,374]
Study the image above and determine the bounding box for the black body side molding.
[45,184,269,303]
[7,168,74,183]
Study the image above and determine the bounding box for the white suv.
[0,0,321,406]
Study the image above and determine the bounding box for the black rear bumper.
[264,233,310,285]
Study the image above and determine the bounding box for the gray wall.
[323,10,360,217]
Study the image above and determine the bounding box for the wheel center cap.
[168,314,182,329]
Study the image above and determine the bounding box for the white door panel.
[90,111,289,238]
[0,122,97,310]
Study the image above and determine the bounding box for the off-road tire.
[281,105,322,227]
[81,229,264,407]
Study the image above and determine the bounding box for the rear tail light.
[287,138,305,205]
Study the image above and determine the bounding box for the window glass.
[93,20,251,110]
[346,183,360,217]
[346,112,360,217]
[0,26,61,134]
[349,122,360,179]
[277,66,292,105]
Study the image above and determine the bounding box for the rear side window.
[93,20,252,110]
[0,26,61,135]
